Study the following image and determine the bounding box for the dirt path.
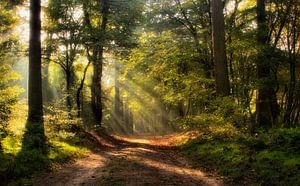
[34,135,225,186]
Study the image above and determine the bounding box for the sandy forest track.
[34,135,225,186]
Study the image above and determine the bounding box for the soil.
[34,133,226,186]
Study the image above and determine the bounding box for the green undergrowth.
[182,123,300,185]
[0,103,91,185]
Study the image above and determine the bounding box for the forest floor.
[33,132,226,186]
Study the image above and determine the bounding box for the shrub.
[0,87,22,139]
[182,127,300,185]
[0,103,89,184]
[208,97,248,128]
[44,105,82,138]
[176,97,248,131]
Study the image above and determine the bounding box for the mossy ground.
[0,103,90,185]
[182,124,300,185]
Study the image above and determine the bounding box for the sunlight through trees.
[0,0,300,185]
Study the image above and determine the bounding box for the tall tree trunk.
[284,6,298,126]
[64,43,76,112]
[177,101,185,118]
[91,49,103,125]
[129,111,133,133]
[28,0,43,122]
[76,61,91,117]
[66,69,72,111]
[91,0,109,126]
[123,78,133,134]
[42,34,53,102]
[256,0,279,128]
[42,59,51,102]
[114,60,123,119]
[211,0,230,96]
[124,99,133,134]
[227,0,240,95]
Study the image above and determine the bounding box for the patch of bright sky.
[16,0,114,86]
[16,0,48,43]
[16,0,83,44]
[225,0,255,13]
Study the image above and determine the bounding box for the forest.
[0,0,299,185]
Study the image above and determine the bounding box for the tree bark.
[177,101,185,118]
[114,60,123,119]
[227,0,240,95]
[66,69,72,111]
[64,43,77,112]
[42,34,53,102]
[28,0,43,122]
[124,99,133,134]
[91,49,103,125]
[76,61,91,117]
[42,59,51,102]
[256,0,279,128]
[90,0,109,126]
[211,0,230,96]
[284,5,299,126]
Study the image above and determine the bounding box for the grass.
[181,123,300,185]
[0,102,90,185]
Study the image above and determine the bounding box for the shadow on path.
[33,132,225,186]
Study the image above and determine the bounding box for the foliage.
[182,125,300,185]
[174,97,248,130]
[44,104,82,134]
[0,86,22,138]
[0,103,89,184]
[0,1,23,141]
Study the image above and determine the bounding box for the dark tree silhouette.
[28,0,43,122]
[211,0,230,96]
[91,0,109,125]
[256,0,279,127]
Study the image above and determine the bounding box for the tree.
[148,0,213,79]
[256,0,279,128]
[83,0,143,126]
[90,0,109,126]
[46,0,83,111]
[82,0,109,126]
[211,0,230,96]
[42,33,54,102]
[76,60,91,117]
[28,0,43,122]
[114,60,123,119]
